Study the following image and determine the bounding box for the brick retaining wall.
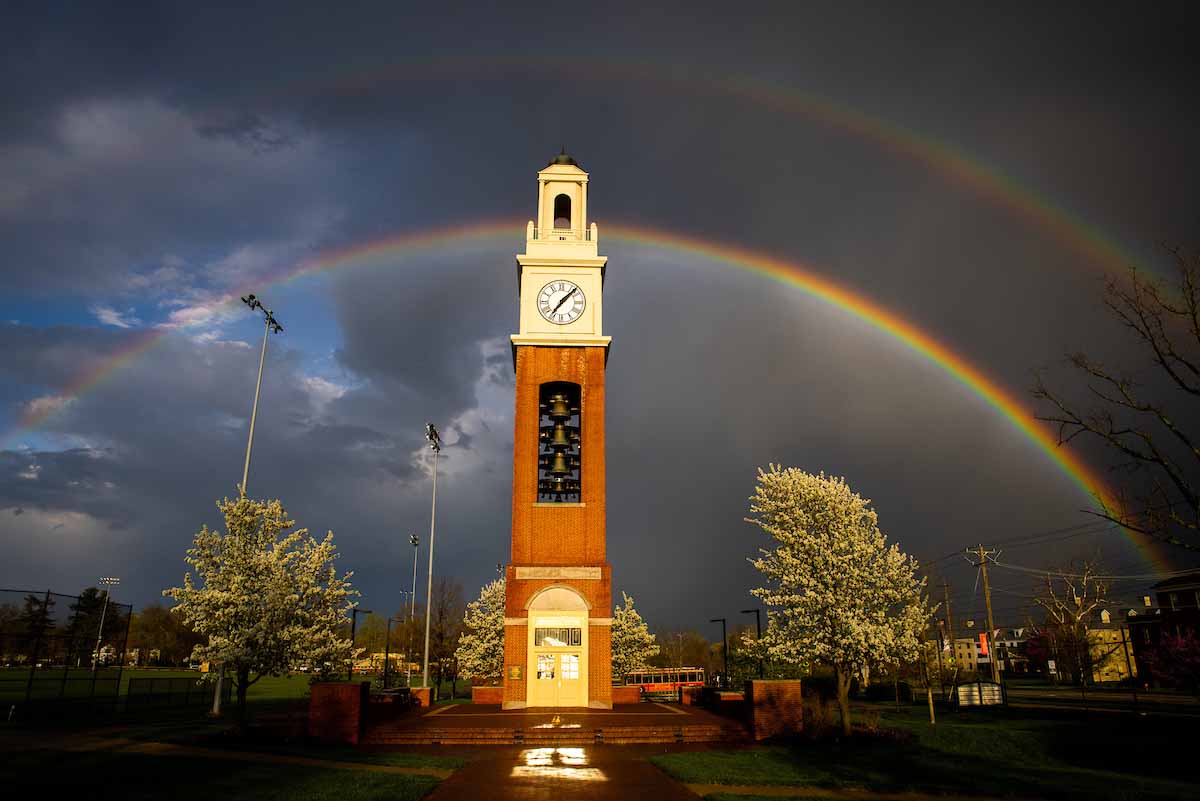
[308,682,369,744]
[745,679,803,740]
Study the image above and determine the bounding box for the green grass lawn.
[0,749,440,801]
[0,666,314,702]
[652,702,1199,801]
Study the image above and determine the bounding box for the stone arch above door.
[526,585,590,611]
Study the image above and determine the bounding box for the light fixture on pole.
[237,293,283,499]
[740,608,764,678]
[92,577,120,673]
[349,607,373,681]
[421,423,442,690]
[710,617,728,689]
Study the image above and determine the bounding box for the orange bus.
[623,666,706,696]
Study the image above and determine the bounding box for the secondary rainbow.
[316,56,1145,279]
[4,220,1161,568]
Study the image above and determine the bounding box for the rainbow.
[3,221,1167,569]
[314,57,1146,279]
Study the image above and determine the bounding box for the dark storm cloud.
[1,1,1198,626]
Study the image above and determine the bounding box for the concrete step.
[362,723,747,746]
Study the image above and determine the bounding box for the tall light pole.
[238,293,283,499]
[92,577,120,672]
[421,423,442,690]
[741,608,764,679]
[407,534,418,688]
[409,534,420,621]
[213,293,282,717]
[349,607,373,680]
[710,617,728,689]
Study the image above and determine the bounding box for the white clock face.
[537,280,586,325]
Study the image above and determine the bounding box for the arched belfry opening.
[537,382,581,501]
[553,194,572,229]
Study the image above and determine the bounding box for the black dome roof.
[547,148,581,168]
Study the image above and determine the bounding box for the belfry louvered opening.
[537,381,581,502]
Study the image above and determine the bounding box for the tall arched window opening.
[553,194,572,229]
[538,382,581,502]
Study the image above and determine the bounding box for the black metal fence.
[127,676,228,709]
[0,587,133,718]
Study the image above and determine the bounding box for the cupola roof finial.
[547,148,581,168]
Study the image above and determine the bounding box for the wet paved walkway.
[425,745,702,800]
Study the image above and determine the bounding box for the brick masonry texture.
[308,682,368,744]
[504,564,611,616]
[504,345,613,706]
[510,346,607,565]
[588,624,613,704]
[612,685,642,704]
[503,623,528,704]
[745,679,803,740]
[471,686,504,704]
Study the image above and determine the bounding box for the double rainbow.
[7,221,1152,563]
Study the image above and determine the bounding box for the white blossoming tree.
[455,577,506,684]
[746,466,931,736]
[164,497,358,723]
[611,591,660,681]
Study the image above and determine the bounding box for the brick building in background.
[502,153,613,709]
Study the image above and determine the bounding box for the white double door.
[532,651,582,707]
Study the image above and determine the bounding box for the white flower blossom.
[745,465,931,735]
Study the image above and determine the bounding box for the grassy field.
[1,667,317,702]
[0,749,443,801]
[652,702,1200,801]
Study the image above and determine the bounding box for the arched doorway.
[526,586,589,707]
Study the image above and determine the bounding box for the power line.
[989,558,1198,582]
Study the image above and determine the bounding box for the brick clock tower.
[503,152,613,709]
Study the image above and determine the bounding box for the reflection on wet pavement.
[510,747,607,781]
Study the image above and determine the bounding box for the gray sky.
[2,1,1197,630]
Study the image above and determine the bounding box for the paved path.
[425,745,702,800]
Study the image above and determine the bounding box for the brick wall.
[511,346,607,565]
[588,624,612,706]
[308,682,368,744]
[504,564,612,616]
[505,344,614,708]
[612,685,641,704]
[745,679,803,740]
[503,622,528,705]
[471,686,504,704]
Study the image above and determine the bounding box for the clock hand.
[551,286,578,314]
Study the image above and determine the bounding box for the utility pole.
[969,545,1001,684]
[421,423,442,692]
[1120,627,1139,712]
[942,580,956,694]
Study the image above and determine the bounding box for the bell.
[549,452,570,476]
[550,424,571,447]
[548,395,571,418]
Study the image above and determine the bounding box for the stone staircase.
[363,721,746,746]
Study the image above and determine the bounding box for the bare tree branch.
[1032,246,1200,553]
